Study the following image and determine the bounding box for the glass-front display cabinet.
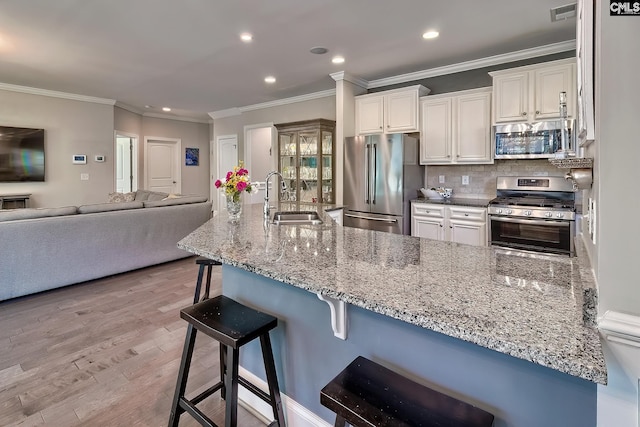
[275,119,335,204]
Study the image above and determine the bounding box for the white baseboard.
[238,367,332,427]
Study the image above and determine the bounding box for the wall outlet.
[80,173,89,181]
[439,175,445,184]
[462,175,470,185]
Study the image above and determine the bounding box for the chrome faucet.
[264,171,285,219]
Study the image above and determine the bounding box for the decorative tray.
[548,158,594,169]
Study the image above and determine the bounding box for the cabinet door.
[412,216,445,240]
[420,97,452,164]
[448,220,487,247]
[356,95,384,134]
[385,90,419,133]
[455,91,491,163]
[534,63,575,120]
[493,72,529,123]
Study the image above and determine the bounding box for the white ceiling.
[0,0,576,121]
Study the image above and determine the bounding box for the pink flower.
[237,168,248,176]
[236,181,247,192]
[226,171,233,181]
[214,179,222,188]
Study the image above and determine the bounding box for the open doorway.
[244,123,276,205]
[114,131,138,193]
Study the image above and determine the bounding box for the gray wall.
[212,96,335,209]
[0,93,210,209]
[0,89,114,208]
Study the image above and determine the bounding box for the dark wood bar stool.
[168,295,286,427]
[321,356,494,427]
[192,257,221,303]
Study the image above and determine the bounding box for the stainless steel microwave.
[493,119,574,159]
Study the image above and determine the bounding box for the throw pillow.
[108,192,135,203]
[162,193,182,200]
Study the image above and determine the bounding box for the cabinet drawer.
[412,203,445,218]
[448,206,486,222]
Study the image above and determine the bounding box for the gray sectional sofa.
[0,191,212,301]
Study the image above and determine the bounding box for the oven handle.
[489,216,571,227]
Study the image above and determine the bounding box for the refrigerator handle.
[371,143,377,204]
[364,142,370,204]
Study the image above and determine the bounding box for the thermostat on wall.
[95,155,105,162]
[72,154,87,164]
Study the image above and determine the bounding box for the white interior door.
[216,135,238,212]
[245,124,275,204]
[115,131,138,193]
[145,137,181,194]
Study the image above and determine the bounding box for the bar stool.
[321,356,494,427]
[193,257,221,304]
[168,294,286,427]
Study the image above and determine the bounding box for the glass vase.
[226,193,242,221]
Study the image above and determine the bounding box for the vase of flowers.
[214,162,253,221]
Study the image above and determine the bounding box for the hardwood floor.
[0,257,267,426]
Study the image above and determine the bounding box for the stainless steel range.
[488,176,576,256]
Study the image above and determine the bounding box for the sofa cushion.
[0,206,78,222]
[134,189,170,201]
[108,192,136,203]
[143,195,208,208]
[78,201,144,214]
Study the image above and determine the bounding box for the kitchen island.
[178,203,605,427]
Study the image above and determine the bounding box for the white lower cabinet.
[411,203,487,247]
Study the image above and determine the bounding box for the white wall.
[594,2,640,426]
[0,89,114,208]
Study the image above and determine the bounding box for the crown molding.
[238,89,336,113]
[330,71,369,89]
[368,40,576,88]
[0,82,116,105]
[209,108,242,120]
[142,112,210,124]
[114,101,143,115]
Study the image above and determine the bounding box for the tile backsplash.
[424,159,563,198]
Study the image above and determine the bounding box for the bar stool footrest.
[238,375,272,404]
[178,397,219,427]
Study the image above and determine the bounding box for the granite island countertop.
[178,203,606,385]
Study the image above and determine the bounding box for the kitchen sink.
[272,211,323,225]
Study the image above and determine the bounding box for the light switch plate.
[80,173,89,181]
[439,175,445,184]
[462,175,469,185]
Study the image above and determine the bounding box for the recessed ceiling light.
[240,33,253,42]
[264,76,276,84]
[332,56,345,64]
[162,107,171,112]
[310,46,328,55]
[422,30,439,39]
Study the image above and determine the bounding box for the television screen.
[0,126,45,182]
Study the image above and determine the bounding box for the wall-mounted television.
[0,126,45,182]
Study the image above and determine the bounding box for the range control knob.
[506,209,513,215]
[556,212,565,219]
[545,212,553,218]
[524,210,532,216]
[497,208,503,214]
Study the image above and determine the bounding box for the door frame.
[144,136,182,193]
[114,130,139,192]
[214,134,238,213]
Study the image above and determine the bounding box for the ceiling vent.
[550,3,577,21]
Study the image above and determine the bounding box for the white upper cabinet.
[420,87,492,165]
[355,85,429,135]
[489,58,576,124]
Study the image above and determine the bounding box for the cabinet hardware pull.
[522,112,527,116]
[536,110,540,114]
[464,213,469,216]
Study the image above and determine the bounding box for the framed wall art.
[185,148,199,166]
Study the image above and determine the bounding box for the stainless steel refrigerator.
[343,134,423,235]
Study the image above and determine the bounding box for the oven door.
[489,216,574,256]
